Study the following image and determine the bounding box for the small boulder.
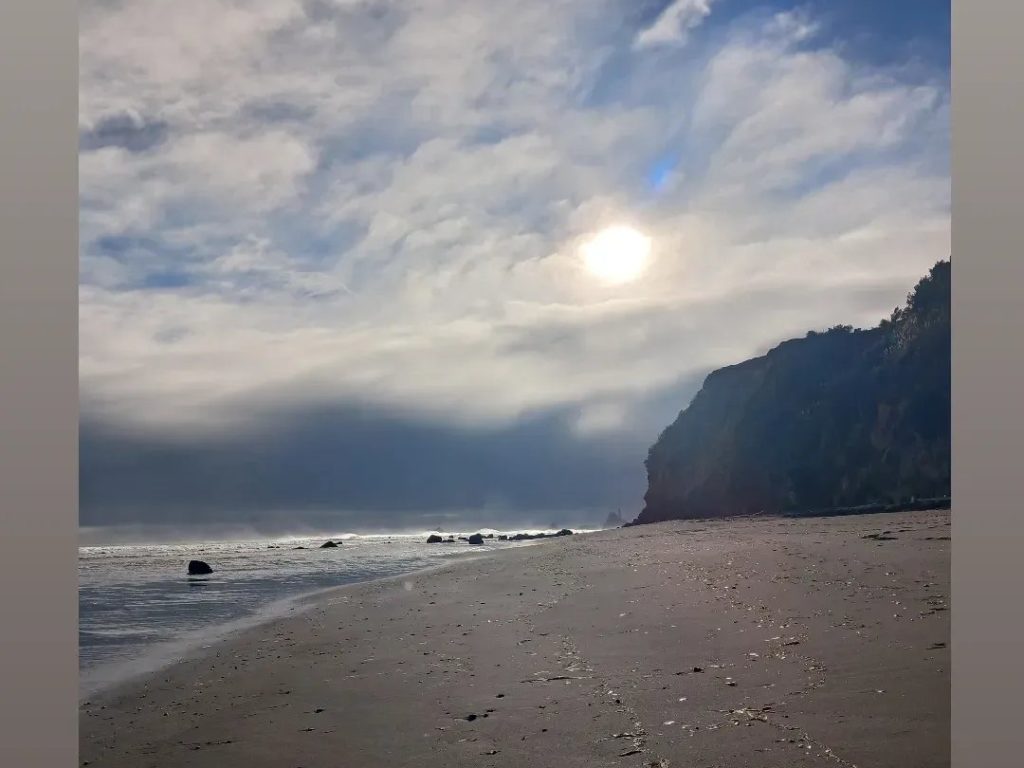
[426,534,444,544]
[468,533,485,545]
[555,529,574,537]
[188,560,213,575]
[320,540,339,548]
[498,534,508,541]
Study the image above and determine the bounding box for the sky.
[79,0,951,534]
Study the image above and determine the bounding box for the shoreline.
[80,547,507,701]
[81,510,950,767]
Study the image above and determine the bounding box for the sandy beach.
[80,510,949,768]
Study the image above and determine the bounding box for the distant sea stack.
[636,261,950,524]
[604,510,625,528]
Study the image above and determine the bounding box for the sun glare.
[580,225,652,284]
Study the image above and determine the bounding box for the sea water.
[78,530,560,697]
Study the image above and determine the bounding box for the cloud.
[78,1,950,521]
[79,110,169,153]
[79,401,651,526]
[634,0,717,50]
[690,15,942,199]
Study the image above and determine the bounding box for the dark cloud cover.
[81,405,644,527]
[80,112,169,153]
[79,372,711,531]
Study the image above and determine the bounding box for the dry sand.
[80,510,950,767]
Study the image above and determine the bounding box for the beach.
[80,510,950,768]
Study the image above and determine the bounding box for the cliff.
[635,260,950,524]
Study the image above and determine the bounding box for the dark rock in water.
[468,533,485,545]
[485,533,494,539]
[188,560,213,575]
[510,531,556,541]
[426,534,444,544]
[293,546,306,550]
[458,536,469,542]
[498,534,508,541]
[555,529,574,537]
[320,540,339,548]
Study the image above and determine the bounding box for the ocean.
[78,529,571,697]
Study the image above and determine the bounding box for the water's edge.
[79,547,506,702]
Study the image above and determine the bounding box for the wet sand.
[80,510,950,767]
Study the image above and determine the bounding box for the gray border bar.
[0,0,79,765]
[951,1,1024,766]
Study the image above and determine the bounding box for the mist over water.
[79,508,610,546]
[79,526,596,697]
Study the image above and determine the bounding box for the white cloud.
[78,2,950,437]
[168,131,316,210]
[634,0,717,50]
[692,29,942,198]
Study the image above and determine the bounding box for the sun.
[580,225,652,284]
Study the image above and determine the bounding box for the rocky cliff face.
[635,261,951,524]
